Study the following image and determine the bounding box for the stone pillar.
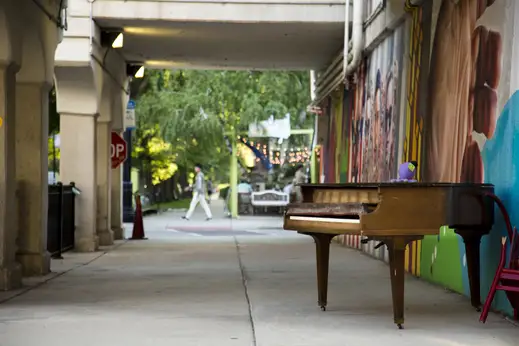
[96,120,114,245]
[0,0,60,281]
[0,64,23,290]
[14,82,51,276]
[111,133,124,239]
[55,65,103,252]
[60,113,99,252]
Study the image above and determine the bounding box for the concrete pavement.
[129,199,289,240]
[0,205,517,345]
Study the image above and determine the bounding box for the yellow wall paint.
[333,90,344,182]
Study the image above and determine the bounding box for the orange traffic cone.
[129,194,147,240]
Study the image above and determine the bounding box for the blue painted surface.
[457,233,470,296]
[480,90,519,314]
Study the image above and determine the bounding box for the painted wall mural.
[323,89,349,184]
[323,98,334,182]
[341,20,413,267]
[349,23,406,183]
[323,0,518,317]
[402,6,425,179]
[420,0,515,315]
[332,90,344,182]
[340,91,352,183]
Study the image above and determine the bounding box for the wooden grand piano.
[283,183,495,329]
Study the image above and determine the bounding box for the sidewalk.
[130,199,287,240]
[0,213,517,346]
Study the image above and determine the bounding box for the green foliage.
[132,69,313,183]
[48,135,60,172]
[133,125,178,185]
[48,86,60,173]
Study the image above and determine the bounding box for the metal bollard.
[52,182,64,259]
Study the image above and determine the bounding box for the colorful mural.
[350,23,406,183]
[401,3,424,278]
[332,90,344,182]
[342,20,415,268]
[419,0,515,315]
[322,0,518,317]
[340,91,352,183]
[324,98,336,183]
[402,6,424,177]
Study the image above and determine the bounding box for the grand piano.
[283,183,495,329]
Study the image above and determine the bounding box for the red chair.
[479,193,519,323]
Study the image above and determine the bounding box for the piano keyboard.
[289,216,360,224]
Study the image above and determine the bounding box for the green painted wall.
[420,228,464,294]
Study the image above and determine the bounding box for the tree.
[132,69,313,184]
[48,86,60,176]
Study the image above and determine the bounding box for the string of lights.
[238,135,312,165]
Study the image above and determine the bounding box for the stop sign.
[111,132,127,169]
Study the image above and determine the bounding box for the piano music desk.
[283,183,494,329]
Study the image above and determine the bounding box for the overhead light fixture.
[112,33,124,48]
[101,30,124,49]
[134,66,145,78]
[126,64,145,78]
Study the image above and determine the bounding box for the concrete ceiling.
[95,19,345,70]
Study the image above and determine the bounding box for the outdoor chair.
[479,193,519,323]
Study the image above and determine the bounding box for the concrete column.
[96,120,114,245]
[0,64,22,290]
[60,113,99,252]
[55,64,103,253]
[55,26,127,248]
[0,0,60,282]
[109,82,128,240]
[111,132,124,239]
[14,82,51,276]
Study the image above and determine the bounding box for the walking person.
[182,164,213,221]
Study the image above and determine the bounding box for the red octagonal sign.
[111,132,127,169]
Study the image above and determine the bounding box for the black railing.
[47,182,80,258]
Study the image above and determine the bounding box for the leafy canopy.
[132,69,312,182]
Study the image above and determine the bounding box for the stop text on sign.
[111,143,125,158]
[111,132,127,169]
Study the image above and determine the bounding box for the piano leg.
[386,237,406,329]
[384,236,421,329]
[457,231,483,311]
[308,233,335,311]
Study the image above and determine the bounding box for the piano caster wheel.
[320,306,326,311]
[476,307,482,312]
[397,324,404,330]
